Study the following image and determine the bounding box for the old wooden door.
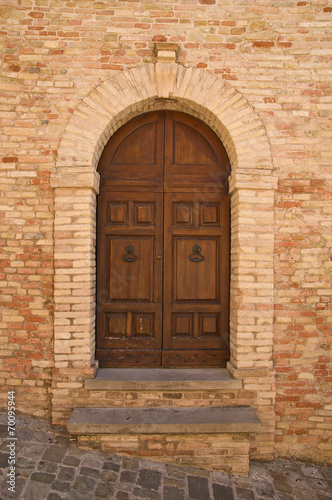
[96,111,230,367]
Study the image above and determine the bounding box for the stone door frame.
[51,63,277,406]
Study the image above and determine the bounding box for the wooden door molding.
[96,111,230,367]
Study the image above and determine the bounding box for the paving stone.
[21,444,51,461]
[212,470,232,484]
[23,481,51,500]
[306,476,331,492]
[101,469,118,482]
[317,494,332,500]
[282,463,303,475]
[63,455,80,467]
[133,486,161,499]
[81,453,104,469]
[138,469,162,491]
[321,469,332,481]
[37,460,59,474]
[41,446,67,463]
[57,465,76,481]
[51,479,71,492]
[123,457,140,470]
[16,456,36,476]
[273,480,292,494]
[47,494,62,500]
[212,483,235,500]
[66,491,92,500]
[188,475,210,500]
[80,465,101,479]
[73,475,96,494]
[163,485,185,500]
[236,487,255,500]
[285,471,308,487]
[117,492,130,500]
[277,493,294,500]
[65,447,86,458]
[0,452,9,468]
[51,435,71,447]
[270,470,288,483]
[249,464,273,483]
[15,428,53,444]
[103,460,121,472]
[30,472,56,484]
[255,480,275,498]
[293,488,319,500]
[233,476,254,489]
[301,465,325,479]
[140,459,166,471]
[120,470,136,483]
[187,467,210,478]
[0,425,7,438]
[165,464,186,480]
[2,475,26,497]
[117,481,135,493]
[164,477,185,488]
[95,481,115,498]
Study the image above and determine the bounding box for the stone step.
[67,406,261,435]
[85,368,242,391]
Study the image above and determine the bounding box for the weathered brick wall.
[0,1,331,463]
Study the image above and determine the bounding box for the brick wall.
[0,1,331,464]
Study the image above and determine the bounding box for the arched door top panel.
[98,111,230,193]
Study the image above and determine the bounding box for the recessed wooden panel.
[133,314,155,338]
[200,203,220,226]
[174,122,218,166]
[106,313,126,339]
[173,238,219,301]
[112,123,157,165]
[173,203,193,226]
[107,202,128,225]
[98,112,164,190]
[200,314,219,338]
[164,112,230,192]
[107,236,154,301]
[134,203,155,225]
[172,314,193,338]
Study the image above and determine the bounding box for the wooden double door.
[96,111,230,367]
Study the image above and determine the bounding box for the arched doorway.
[96,111,231,367]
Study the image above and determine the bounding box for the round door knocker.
[189,245,205,262]
[122,245,137,262]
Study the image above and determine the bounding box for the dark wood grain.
[97,111,230,367]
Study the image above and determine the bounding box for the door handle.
[157,254,162,260]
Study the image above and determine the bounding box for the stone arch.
[51,63,276,378]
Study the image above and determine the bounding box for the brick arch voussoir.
[55,64,273,177]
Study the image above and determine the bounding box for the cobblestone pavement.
[0,413,331,500]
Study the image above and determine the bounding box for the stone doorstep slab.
[67,406,261,435]
[85,368,242,391]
